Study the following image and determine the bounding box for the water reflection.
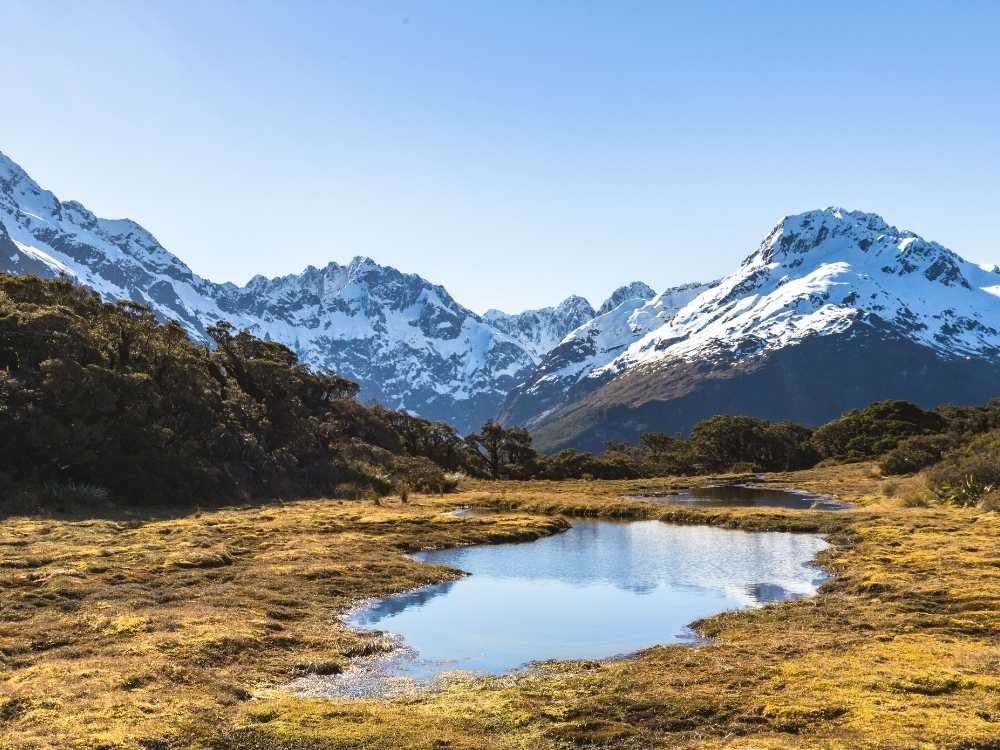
[342,521,828,684]
[626,484,851,510]
[353,580,457,624]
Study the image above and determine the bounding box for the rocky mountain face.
[4,148,998,448]
[527,209,1000,450]
[498,280,714,427]
[482,296,596,359]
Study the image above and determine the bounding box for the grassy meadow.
[2,463,999,749]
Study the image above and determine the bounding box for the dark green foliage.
[880,434,957,475]
[688,416,818,472]
[374,407,472,471]
[541,449,642,480]
[522,398,1000,481]
[926,430,1000,506]
[809,400,947,461]
[531,417,816,480]
[0,273,472,509]
[936,399,1000,437]
[636,432,699,476]
[466,420,541,479]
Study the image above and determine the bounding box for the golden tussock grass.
[2,462,999,750]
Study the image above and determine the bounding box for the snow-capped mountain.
[0,151,540,433]
[603,209,1000,371]
[483,295,596,360]
[5,146,998,448]
[528,208,1000,450]
[0,152,224,338]
[500,280,713,426]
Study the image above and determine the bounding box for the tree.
[809,400,946,460]
[466,420,507,478]
[688,415,816,472]
[466,421,540,479]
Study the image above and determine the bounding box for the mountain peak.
[603,207,1000,381]
[597,281,656,316]
[556,294,596,317]
[760,207,900,261]
[753,207,977,292]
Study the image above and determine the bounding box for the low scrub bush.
[978,489,1000,512]
[687,416,817,472]
[810,400,946,461]
[926,431,1000,506]
[38,480,111,507]
[541,449,642,480]
[3,479,113,515]
[880,434,957,475]
[390,456,458,494]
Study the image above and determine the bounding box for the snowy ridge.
[0,151,228,338]
[0,150,539,432]
[539,280,714,388]
[498,279,714,425]
[483,295,596,360]
[596,281,656,316]
[596,208,1000,378]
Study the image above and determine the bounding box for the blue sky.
[1,1,997,313]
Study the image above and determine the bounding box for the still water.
[339,520,828,689]
[626,484,851,510]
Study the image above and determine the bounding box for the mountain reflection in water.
[343,521,828,683]
[626,484,851,510]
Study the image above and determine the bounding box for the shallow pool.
[625,484,851,510]
[320,520,828,693]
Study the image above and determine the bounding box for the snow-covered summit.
[597,207,1000,378]
[597,281,656,316]
[520,209,1000,451]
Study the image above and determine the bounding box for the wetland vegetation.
[2,464,999,749]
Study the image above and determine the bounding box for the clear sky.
[1,1,997,313]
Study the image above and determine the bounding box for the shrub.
[443,472,466,490]
[810,400,946,461]
[899,493,931,508]
[937,399,1000,437]
[22,480,112,513]
[880,434,956,475]
[926,431,1000,506]
[390,456,457,493]
[688,416,817,472]
[541,450,642,480]
[979,490,1000,512]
